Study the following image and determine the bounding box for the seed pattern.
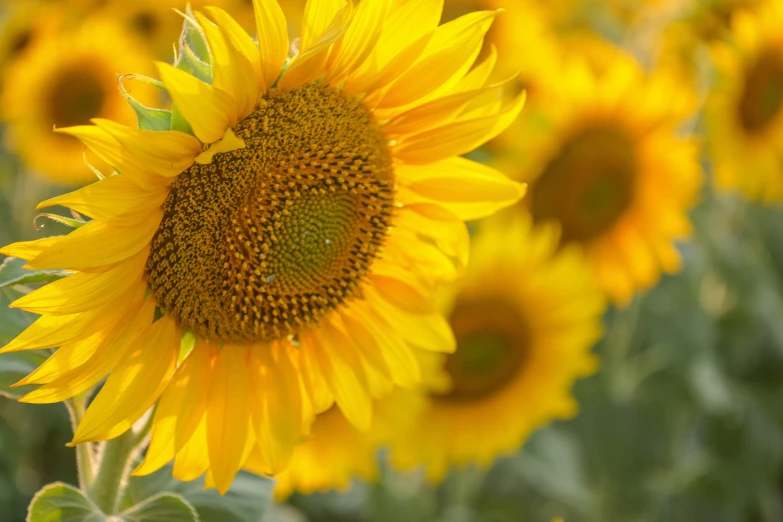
[146,84,395,344]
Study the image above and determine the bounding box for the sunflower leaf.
[120,493,198,522]
[0,257,66,290]
[123,467,274,522]
[26,482,106,522]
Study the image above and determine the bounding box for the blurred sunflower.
[272,390,422,500]
[705,0,783,203]
[1,0,524,493]
[501,53,700,305]
[1,19,155,184]
[389,214,604,482]
[0,1,63,92]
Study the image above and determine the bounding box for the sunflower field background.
[1,0,783,521]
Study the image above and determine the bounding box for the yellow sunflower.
[389,214,605,483]
[0,1,64,92]
[273,389,422,499]
[1,18,156,184]
[497,52,700,305]
[705,0,783,203]
[1,0,525,494]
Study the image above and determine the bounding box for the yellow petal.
[343,302,420,387]
[0,281,146,353]
[132,341,217,476]
[377,10,498,109]
[342,0,441,94]
[307,324,372,430]
[205,7,261,85]
[11,247,148,315]
[16,329,108,386]
[385,82,503,137]
[0,237,62,260]
[397,157,525,208]
[37,175,166,227]
[70,314,179,444]
[251,0,289,91]
[27,210,162,270]
[156,61,236,144]
[324,0,391,82]
[301,0,344,49]
[54,126,164,191]
[277,3,353,90]
[194,128,246,165]
[173,415,210,482]
[370,271,434,314]
[393,91,525,164]
[206,345,251,494]
[249,343,303,474]
[92,119,201,177]
[365,286,455,353]
[21,297,155,404]
[298,331,334,414]
[195,12,257,119]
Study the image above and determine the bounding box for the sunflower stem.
[64,393,94,491]
[88,428,136,515]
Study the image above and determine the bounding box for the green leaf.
[34,213,88,229]
[0,349,47,399]
[0,257,65,290]
[120,493,198,522]
[124,468,274,522]
[26,482,105,522]
[171,105,194,136]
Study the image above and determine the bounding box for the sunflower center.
[146,84,394,345]
[738,47,783,134]
[130,11,159,37]
[529,125,636,245]
[434,297,530,402]
[46,66,107,129]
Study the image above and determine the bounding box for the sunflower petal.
[70,314,179,444]
[251,0,289,91]
[0,237,62,261]
[27,210,162,270]
[206,345,251,494]
[37,175,166,227]
[324,0,391,82]
[91,119,201,177]
[156,61,237,144]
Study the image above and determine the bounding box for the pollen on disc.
[145,84,395,344]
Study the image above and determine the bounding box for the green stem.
[64,393,94,491]
[88,429,136,514]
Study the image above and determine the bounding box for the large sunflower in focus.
[389,214,604,482]
[500,53,700,304]
[1,19,155,184]
[705,0,783,203]
[1,0,525,493]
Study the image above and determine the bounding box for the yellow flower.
[705,0,783,203]
[389,214,605,483]
[1,18,156,184]
[0,2,61,91]
[1,0,525,494]
[498,52,700,305]
[273,389,422,499]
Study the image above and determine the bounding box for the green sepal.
[26,482,104,522]
[174,8,211,84]
[0,257,66,290]
[34,213,88,229]
[171,105,195,135]
[127,98,172,132]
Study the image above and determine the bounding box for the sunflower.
[0,1,64,93]
[389,214,605,483]
[705,0,783,203]
[496,52,700,305]
[273,389,422,500]
[1,19,156,184]
[1,0,525,494]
